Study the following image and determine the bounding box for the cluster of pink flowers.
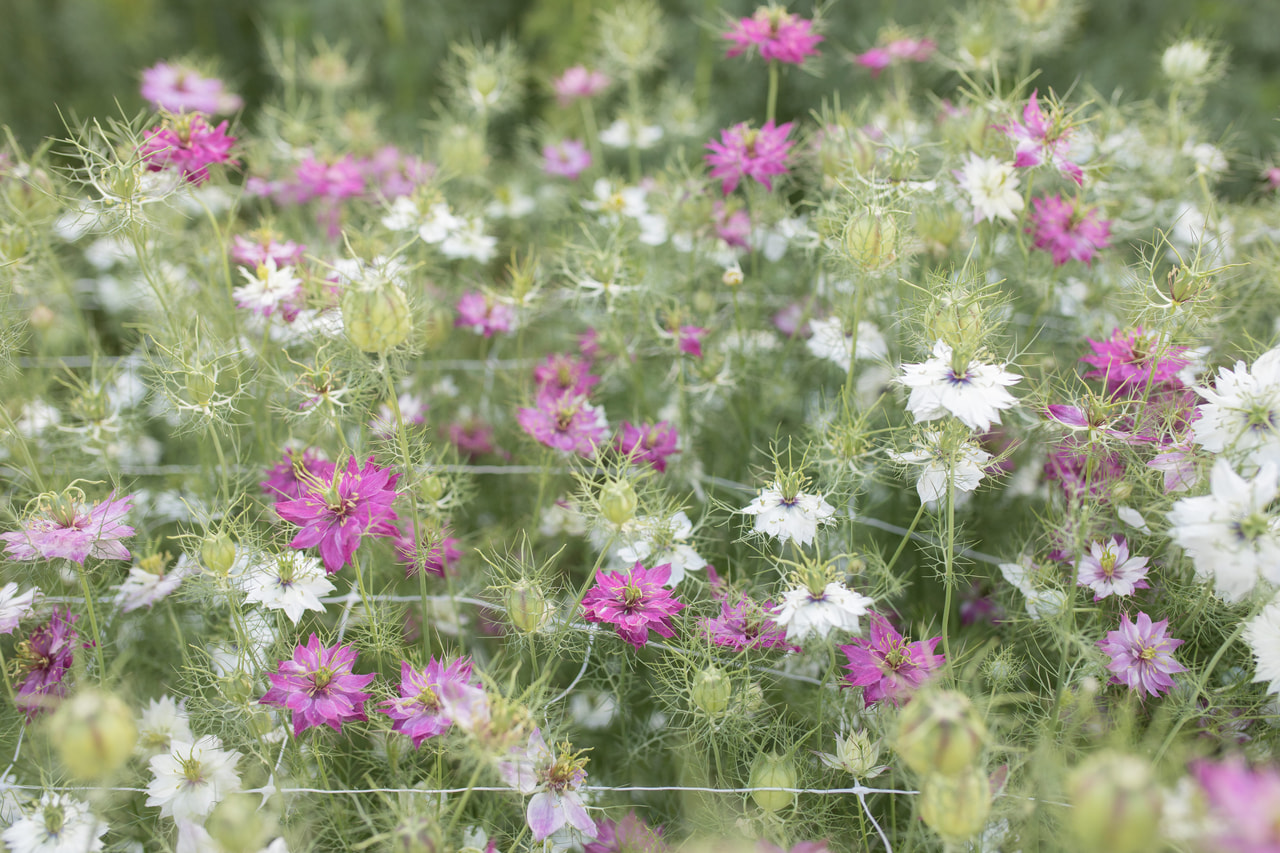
[261,634,375,735]
[1098,611,1186,698]
[456,291,516,338]
[996,90,1083,185]
[1026,195,1112,266]
[724,7,823,66]
[139,114,237,185]
[582,562,686,648]
[1,490,134,565]
[851,38,936,77]
[705,120,794,195]
[839,612,943,707]
[141,61,243,114]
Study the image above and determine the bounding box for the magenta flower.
[455,291,515,338]
[724,7,823,66]
[677,326,708,358]
[1043,439,1127,499]
[1,490,134,565]
[381,657,475,747]
[1148,444,1199,493]
[852,38,935,77]
[1026,195,1111,266]
[140,62,243,114]
[260,634,375,736]
[448,417,499,458]
[1193,757,1280,852]
[544,140,593,179]
[292,155,365,203]
[1075,537,1151,601]
[500,728,596,841]
[585,811,668,853]
[534,353,600,401]
[553,67,610,107]
[517,392,609,458]
[392,523,463,578]
[705,121,794,195]
[356,145,434,199]
[261,448,335,503]
[139,115,237,185]
[1098,612,1186,698]
[1080,327,1188,397]
[995,89,1083,185]
[701,593,796,652]
[713,201,752,248]
[274,456,400,574]
[616,421,680,473]
[231,234,306,268]
[839,612,943,707]
[15,607,81,720]
[582,562,686,649]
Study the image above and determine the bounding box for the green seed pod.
[895,690,987,777]
[749,751,797,813]
[691,666,731,715]
[506,581,548,633]
[50,690,138,780]
[207,793,274,853]
[201,533,237,576]
[343,282,412,354]
[918,768,992,844]
[843,212,898,272]
[599,479,638,526]
[1066,752,1162,853]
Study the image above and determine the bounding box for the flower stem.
[75,561,108,680]
[766,62,779,125]
[884,502,927,575]
[941,473,956,670]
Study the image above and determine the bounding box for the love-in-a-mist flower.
[701,593,796,652]
[381,657,476,746]
[14,607,80,720]
[585,811,668,853]
[1244,597,1280,698]
[1098,611,1186,698]
[392,523,463,578]
[806,318,889,371]
[517,392,609,458]
[543,140,593,179]
[455,291,515,337]
[994,90,1083,184]
[705,121,795,195]
[740,481,836,547]
[138,114,237,185]
[774,582,874,641]
[135,696,194,758]
[261,448,334,502]
[1167,458,1280,602]
[274,455,400,574]
[141,62,242,114]
[723,7,823,65]
[1193,757,1280,852]
[840,612,943,707]
[615,512,706,586]
[230,233,305,267]
[616,421,680,472]
[1,490,134,564]
[898,341,1021,432]
[677,326,708,358]
[233,258,301,316]
[1075,538,1151,601]
[113,552,193,613]
[292,155,365,202]
[260,634,376,735]
[889,430,994,503]
[534,353,600,401]
[2,792,107,853]
[1191,346,1280,469]
[0,583,39,634]
[581,562,686,648]
[240,551,335,624]
[1026,195,1112,266]
[553,66,610,106]
[499,728,596,841]
[1080,328,1189,397]
[145,735,243,821]
[852,38,936,77]
[953,154,1024,223]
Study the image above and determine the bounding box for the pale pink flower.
[724,7,823,66]
[499,729,596,841]
[994,89,1083,185]
[1075,537,1151,600]
[141,62,243,114]
[1,491,134,565]
[544,140,592,179]
[553,67,610,107]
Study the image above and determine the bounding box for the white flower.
[1167,458,1280,602]
[540,498,588,538]
[1162,40,1213,84]
[898,341,1020,432]
[485,187,537,219]
[582,179,668,245]
[418,203,463,244]
[2,793,107,853]
[381,196,421,231]
[999,557,1068,621]
[0,582,39,634]
[440,217,498,263]
[773,582,874,641]
[239,551,334,625]
[599,119,663,149]
[135,696,195,758]
[806,318,888,371]
[232,259,301,316]
[1184,141,1228,178]
[1117,506,1152,534]
[146,735,243,822]
[953,154,1024,223]
[13,400,61,439]
[1244,596,1280,697]
[740,483,836,547]
[1191,347,1280,469]
[615,511,706,586]
[112,555,193,613]
[890,435,993,503]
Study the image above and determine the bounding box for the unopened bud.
[918,768,992,843]
[505,581,548,633]
[343,282,412,353]
[1067,752,1162,853]
[691,666,731,715]
[29,304,56,331]
[418,473,448,505]
[722,265,744,288]
[599,479,637,526]
[50,690,137,780]
[201,533,237,576]
[1162,41,1213,86]
[843,213,898,272]
[1109,480,1134,503]
[895,689,987,777]
[749,751,797,813]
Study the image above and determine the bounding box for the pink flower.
[553,66,610,107]
[1098,611,1186,698]
[1,491,134,565]
[140,62,243,115]
[1148,444,1199,493]
[724,7,823,66]
[517,392,609,458]
[1264,166,1280,191]
[677,326,708,358]
[853,38,935,77]
[261,448,335,503]
[448,418,499,458]
[1043,439,1126,500]
[15,607,82,720]
[138,115,237,185]
[713,201,752,249]
[381,657,475,746]
[1026,195,1111,266]
[615,421,680,473]
[839,612,943,707]
[585,811,667,853]
[534,353,600,401]
[582,562,686,648]
[1080,327,1188,396]
[995,89,1083,185]
[455,291,515,337]
[1193,757,1280,852]
[260,634,376,735]
[853,47,892,76]
[231,233,306,268]
[544,140,592,179]
[499,729,596,841]
[579,328,601,360]
[274,456,400,574]
[392,523,463,578]
[1075,537,1151,600]
[292,155,365,203]
[705,121,794,195]
[357,146,434,199]
[701,593,796,652]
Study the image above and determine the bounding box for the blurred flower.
[840,612,943,706]
[585,811,666,853]
[1244,596,1280,698]
[1,490,134,565]
[1081,328,1187,397]
[145,735,242,821]
[456,291,515,337]
[140,62,243,114]
[1098,611,1186,698]
[1075,538,1150,601]
[499,729,596,841]
[1026,195,1111,266]
[724,7,823,65]
[139,115,237,185]
[616,421,680,473]
[995,90,1083,184]
[544,139,592,179]
[15,607,81,720]
[113,553,194,613]
[898,341,1021,432]
[582,562,686,648]
[774,582,873,641]
[135,696,194,759]
[806,317,888,371]
[231,233,306,268]
[677,326,708,358]
[517,392,609,457]
[702,593,795,651]
[274,456,400,574]
[260,634,375,735]
[292,155,365,202]
[553,66,610,106]
[1193,757,1280,852]
[0,583,39,634]
[2,792,107,853]
[852,38,936,77]
[381,657,476,747]
[615,512,705,586]
[1191,346,1280,469]
[953,154,1024,223]
[233,259,302,317]
[889,433,993,503]
[705,120,794,195]
[535,353,600,401]
[393,524,463,578]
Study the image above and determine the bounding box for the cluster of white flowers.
[581,179,668,246]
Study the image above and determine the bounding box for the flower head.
[724,7,823,66]
[2,490,134,565]
[233,258,302,317]
[455,291,515,337]
[534,353,600,401]
[773,582,874,641]
[1026,195,1111,266]
[1245,598,1280,699]
[2,792,107,853]
[292,155,365,202]
[240,551,335,624]
[1098,611,1186,698]
[1193,757,1280,852]
[740,482,836,547]
[616,421,680,473]
[840,612,943,706]
[393,524,463,578]
[139,114,237,185]
[15,607,81,720]
[705,121,794,195]
[585,811,667,853]
[141,62,242,114]
[261,448,335,503]
[544,139,593,179]
[701,593,796,652]
[260,634,376,735]
[1075,537,1150,601]
[145,735,242,821]
[677,326,708,358]
[953,154,1024,223]
[994,90,1083,184]
[852,38,936,77]
[806,318,888,371]
[0,583,39,634]
[581,562,686,648]
[897,341,1021,432]
[1191,347,1280,469]
[1081,327,1188,397]
[517,392,609,458]
[499,729,596,841]
[553,67,610,106]
[274,456,400,574]
[381,657,476,747]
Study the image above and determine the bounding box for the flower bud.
[201,533,237,576]
[1066,752,1162,853]
[748,751,797,812]
[207,793,274,853]
[918,768,992,843]
[722,265,744,288]
[1161,41,1213,86]
[691,666,731,715]
[599,479,638,526]
[29,304,57,331]
[842,212,898,272]
[417,473,449,505]
[820,730,884,778]
[505,580,548,633]
[894,690,987,777]
[1109,480,1134,503]
[50,689,137,780]
[343,281,412,354]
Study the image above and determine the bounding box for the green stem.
[445,760,489,838]
[766,62,779,125]
[381,356,430,654]
[941,473,956,670]
[75,562,108,680]
[581,100,603,175]
[884,502,927,575]
[627,73,643,183]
